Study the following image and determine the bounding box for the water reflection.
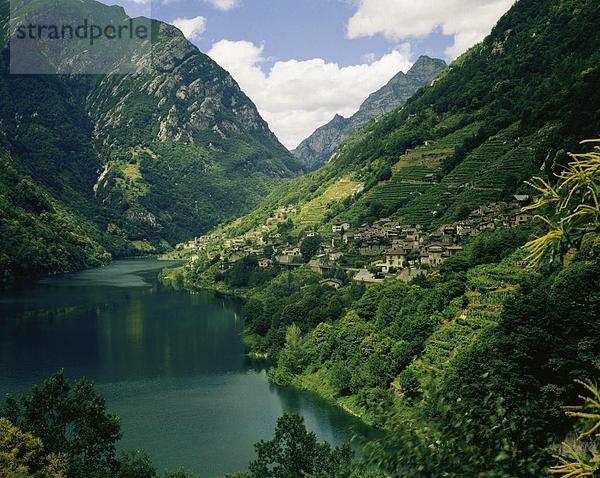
[0,259,373,476]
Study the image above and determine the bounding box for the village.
[178,195,534,285]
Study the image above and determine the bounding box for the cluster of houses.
[331,195,533,280]
[179,195,533,285]
[266,205,297,225]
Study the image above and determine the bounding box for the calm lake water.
[0,259,372,476]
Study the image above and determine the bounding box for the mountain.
[0,0,302,285]
[211,0,599,244]
[292,56,447,170]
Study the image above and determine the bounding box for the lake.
[0,258,373,476]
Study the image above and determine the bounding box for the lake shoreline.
[158,264,378,430]
[1,258,370,476]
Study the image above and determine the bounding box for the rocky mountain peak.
[292,56,447,170]
[406,55,448,82]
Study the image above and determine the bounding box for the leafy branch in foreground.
[522,139,600,268]
[550,380,600,478]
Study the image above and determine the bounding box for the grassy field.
[292,175,363,230]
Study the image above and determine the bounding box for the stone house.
[426,245,445,267]
[383,248,408,273]
[513,212,533,226]
[332,223,351,233]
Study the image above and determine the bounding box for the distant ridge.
[292,56,447,170]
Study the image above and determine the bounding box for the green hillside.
[211,0,599,242]
[0,153,115,283]
[0,0,302,285]
[171,0,600,476]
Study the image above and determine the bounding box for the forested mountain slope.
[292,56,446,170]
[173,1,600,476]
[0,0,302,285]
[218,0,599,242]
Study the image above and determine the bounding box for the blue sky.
[112,0,454,69]
[101,0,515,148]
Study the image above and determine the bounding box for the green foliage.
[466,224,536,266]
[397,368,420,401]
[523,140,600,268]
[367,253,600,477]
[550,380,600,478]
[300,235,322,261]
[271,325,307,385]
[115,451,156,478]
[0,156,115,287]
[241,268,356,357]
[0,417,67,478]
[219,255,278,288]
[1,371,122,478]
[161,471,203,478]
[248,414,353,478]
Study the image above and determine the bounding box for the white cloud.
[347,0,515,58]
[208,40,413,149]
[204,0,240,11]
[172,15,207,40]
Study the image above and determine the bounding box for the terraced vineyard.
[367,146,451,210]
[293,176,363,229]
[395,125,544,227]
[329,122,497,227]
[397,256,530,395]
[444,126,521,188]
[470,126,552,190]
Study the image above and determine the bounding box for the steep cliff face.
[292,56,447,170]
[82,18,302,243]
[349,56,447,128]
[289,114,350,173]
[87,21,279,149]
[0,0,302,283]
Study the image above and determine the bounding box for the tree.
[300,235,322,261]
[277,219,293,234]
[248,414,353,478]
[115,450,156,478]
[271,325,306,385]
[377,166,392,182]
[162,470,204,478]
[0,417,67,478]
[264,245,274,259]
[1,371,122,478]
[224,255,259,287]
[281,325,303,365]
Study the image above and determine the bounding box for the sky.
[100,0,515,149]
